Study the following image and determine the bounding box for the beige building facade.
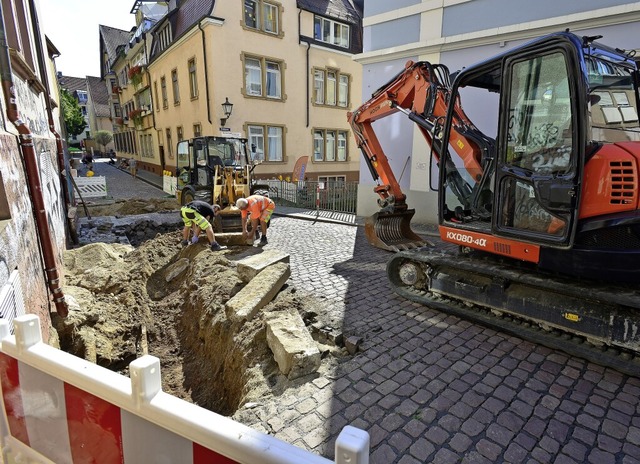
[107,0,363,183]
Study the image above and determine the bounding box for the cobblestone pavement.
[88,162,640,463]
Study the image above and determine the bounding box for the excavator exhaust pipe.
[364,209,431,252]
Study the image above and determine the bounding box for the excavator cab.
[438,32,640,280]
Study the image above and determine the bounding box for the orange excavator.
[348,32,640,375]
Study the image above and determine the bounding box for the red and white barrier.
[0,315,370,464]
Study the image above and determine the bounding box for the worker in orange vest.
[236,194,275,246]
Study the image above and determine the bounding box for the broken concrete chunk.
[225,262,290,322]
[265,308,321,380]
[236,249,290,283]
[165,258,190,282]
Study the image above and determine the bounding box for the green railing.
[264,180,358,214]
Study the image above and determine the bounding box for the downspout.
[0,4,69,317]
[28,0,71,208]
[298,9,310,128]
[199,21,212,125]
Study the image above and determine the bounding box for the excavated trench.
[56,229,329,416]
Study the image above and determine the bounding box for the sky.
[39,0,137,78]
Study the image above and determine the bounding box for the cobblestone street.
[85,161,640,463]
[245,217,640,463]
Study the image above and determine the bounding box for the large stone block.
[265,308,321,380]
[225,262,290,322]
[236,249,290,282]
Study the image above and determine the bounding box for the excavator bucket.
[364,209,431,252]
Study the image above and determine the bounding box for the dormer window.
[244,0,280,35]
[157,24,172,53]
[314,16,349,48]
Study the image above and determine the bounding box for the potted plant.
[128,108,143,127]
[128,65,143,87]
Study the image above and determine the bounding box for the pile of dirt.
[56,232,342,415]
[78,197,180,218]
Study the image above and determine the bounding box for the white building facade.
[355,0,640,222]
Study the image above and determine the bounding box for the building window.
[171,69,180,105]
[314,129,348,162]
[248,124,283,162]
[193,123,201,137]
[243,0,280,35]
[161,76,168,108]
[188,58,198,99]
[166,128,173,159]
[154,81,160,111]
[314,70,324,104]
[314,68,349,107]
[157,24,172,53]
[243,55,283,99]
[314,16,349,48]
[318,175,346,187]
[177,126,183,142]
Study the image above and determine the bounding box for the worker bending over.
[236,194,275,246]
[180,200,227,251]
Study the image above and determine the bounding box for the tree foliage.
[60,88,86,138]
[94,130,113,152]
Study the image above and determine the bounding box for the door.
[494,48,581,247]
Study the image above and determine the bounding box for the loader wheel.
[181,189,195,206]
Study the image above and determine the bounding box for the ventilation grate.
[609,160,636,205]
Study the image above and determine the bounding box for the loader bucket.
[364,209,430,252]
[215,206,243,233]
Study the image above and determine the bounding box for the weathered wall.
[0,73,68,344]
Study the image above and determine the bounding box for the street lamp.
[220,97,233,127]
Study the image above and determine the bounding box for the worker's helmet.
[213,204,221,213]
[236,198,248,209]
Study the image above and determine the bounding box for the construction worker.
[180,200,227,251]
[236,194,275,246]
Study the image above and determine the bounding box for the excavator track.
[387,247,640,377]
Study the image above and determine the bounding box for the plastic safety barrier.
[0,315,370,464]
[73,176,108,199]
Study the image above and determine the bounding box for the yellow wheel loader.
[175,136,269,232]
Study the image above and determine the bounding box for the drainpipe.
[28,0,70,208]
[0,4,69,317]
[298,10,310,128]
[199,21,212,125]
[143,31,156,132]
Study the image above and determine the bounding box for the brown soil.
[56,229,341,416]
[77,197,181,217]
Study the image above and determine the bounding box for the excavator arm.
[348,60,486,251]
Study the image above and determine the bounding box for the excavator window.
[499,51,573,237]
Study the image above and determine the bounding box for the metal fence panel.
[265,180,358,214]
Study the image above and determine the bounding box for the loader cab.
[438,32,590,256]
[176,136,251,205]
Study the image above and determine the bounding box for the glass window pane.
[338,75,348,107]
[246,58,262,96]
[326,131,335,161]
[266,61,281,98]
[323,19,331,43]
[314,130,324,161]
[264,3,278,33]
[314,70,324,104]
[249,125,264,161]
[337,131,347,161]
[327,72,336,106]
[314,17,322,40]
[244,0,258,28]
[267,126,283,161]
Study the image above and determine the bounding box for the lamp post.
[220,97,233,127]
